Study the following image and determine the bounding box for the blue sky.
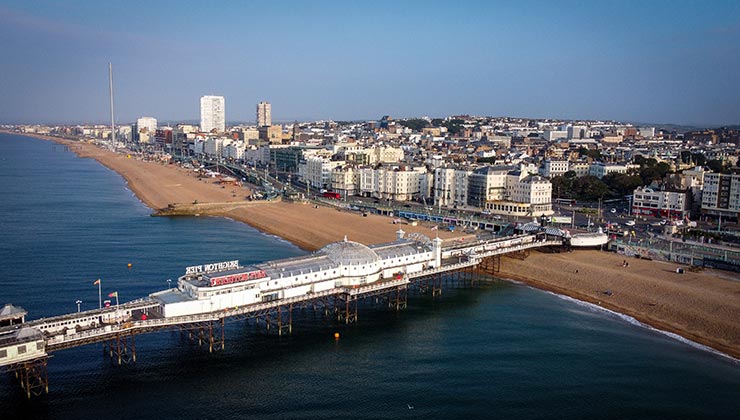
[1,0,739,126]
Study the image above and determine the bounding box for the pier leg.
[15,357,49,399]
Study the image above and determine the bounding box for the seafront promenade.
[1,131,739,362]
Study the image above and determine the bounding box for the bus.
[555,198,577,206]
[321,191,341,199]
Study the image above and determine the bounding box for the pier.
[0,229,588,398]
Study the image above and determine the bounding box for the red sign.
[210,270,267,287]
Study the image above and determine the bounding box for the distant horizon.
[4,115,738,132]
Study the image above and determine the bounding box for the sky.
[1,0,739,126]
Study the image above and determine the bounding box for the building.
[433,167,471,208]
[567,125,587,140]
[256,101,271,127]
[259,125,282,144]
[136,117,157,134]
[543,130,568,141]
[589,162,629,179]
[467,166,510,208]
[200,95,225,133]
[540,160,569,178]
[302,156,345,190]
[569,161,591,177]
[632,186,690,219]
[482,171,553,217]
[701,173,740,219]
[133,117,157,143]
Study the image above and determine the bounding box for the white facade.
[200,95,226,133]
[702,173,740,217]
[223,141,246,160]
[136,116,157,134]
[632,187,690,218]
[567,125,587,140]
[433,168,471,207]
[543,130,568,141]
[541,160,569,178]
[256,101,271,127]
[570,161,590,177]
[589,163,629,179]
[331,166,357,197]
[203,137,232,157]
[304,156,344,189]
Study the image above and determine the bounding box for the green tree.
[399,119,428,131]
[707,159,724,173]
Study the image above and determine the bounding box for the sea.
[1,132,739,420]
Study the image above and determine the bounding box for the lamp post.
[75,299,82,313]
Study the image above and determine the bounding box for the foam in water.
[548,289,739,364]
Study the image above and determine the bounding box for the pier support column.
[208,319,225,352]
[337,296,358,324]
[277,304,293,336]
[13,357,49,399]
[106,333,136,365]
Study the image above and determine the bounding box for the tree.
[707,159,724,173]
[603,173,643,197]
[398,119,428,131]
[691,153,707,166]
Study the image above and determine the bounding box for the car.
[610,208,617,213]
[625,220,636,226]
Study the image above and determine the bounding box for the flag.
[93,279,100,285]
[108,291,118,298]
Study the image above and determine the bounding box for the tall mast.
[109,62,116,145]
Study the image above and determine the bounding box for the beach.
[5,131,740,359]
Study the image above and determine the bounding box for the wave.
[496,277,740,364]
[546,291,740,364]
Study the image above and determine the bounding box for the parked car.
[625,220,636,226]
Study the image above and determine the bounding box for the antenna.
[109,62,116,147]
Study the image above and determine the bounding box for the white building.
[200,95,225,133]
[223,140,246,160]
[632,186,690,219]
[433,168,471,207]
[256,101,271,127]
[589,162,629,179]
[136,116,157,134]
[483,170,553,216]
[567,125,588,140]
[331,166,358,197]
[702,173,740,218]
[303,156,345,190]
[570,161,591,177]
[543,130,568,141]
[203,137,232,157]
[541,160,569,178]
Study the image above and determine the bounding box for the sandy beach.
[5,131,740,359]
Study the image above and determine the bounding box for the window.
[0,349,6,358]
[37,342,43,351]
[18,345,26,354]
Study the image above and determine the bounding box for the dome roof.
[320,237,380,266]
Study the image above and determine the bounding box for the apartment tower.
[200,95,225,133]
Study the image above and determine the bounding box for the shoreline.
[497,261,740,360]
[3,130,739,360]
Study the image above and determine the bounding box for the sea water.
[1,133,739,420]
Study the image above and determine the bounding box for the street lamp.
[75,299,82,313]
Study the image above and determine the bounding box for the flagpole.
[98,280,102,309]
